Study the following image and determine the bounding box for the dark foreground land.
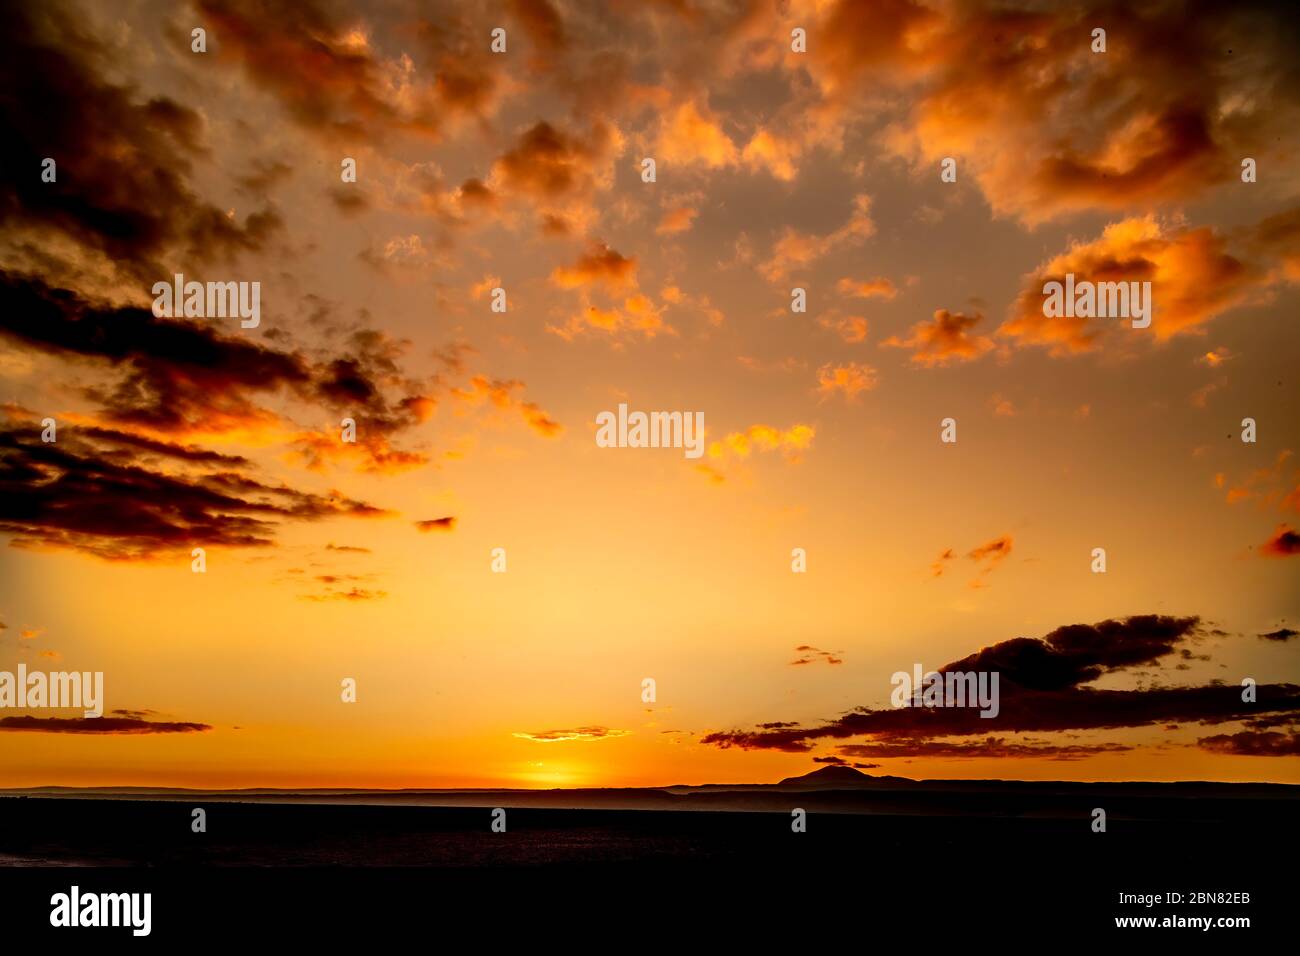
[0,774,1294,941]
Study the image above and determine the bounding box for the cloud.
[325,543,372,554]
[550,243,637,290]
[1000,218,1264,354]
[414,517,456,532]
[660,284,724,328]
[967,535,1013,564]
[488,120,621,227]
[656,206,699,236]
[1198,730,1300,756]
[707,424,816,463]
[741,128,801,181]
[838,738,1132,760]
[1215,450,1299,512]
[302,586,388,601]
[0,273,436,473]
[1261,524,1300,557]
[0,420,387,560]
[868,0,1300,224]
[963,534,1013,588]
[0,715,211,734]
[989,394,1016,417]
[1259,628,1299,642]
[836,277,898,300]
[512,726,630,742]
[1198,347,1234,368]
[547,294,672,342]
[0,1,281,282]
[817,312,870,344]
[791,646,843,667]
[196,0,501,143]
[545,244,676,341]
[655,99,738,169]
[929,548,954,578]
[450,375,563,437]
[703,615,1300,757]
[815,362,878,402]
[759,194,875,282]
[881,310,995,367]
[508,0,566,69]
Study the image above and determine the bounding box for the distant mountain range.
[3,764,1296,818]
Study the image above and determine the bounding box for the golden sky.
[1,0,1298,789]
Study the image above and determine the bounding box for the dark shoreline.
[1,791,1290,940]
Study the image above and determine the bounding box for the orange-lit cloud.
[742,128,801,181]
[550,243,637,290]
[866,0,1300,223]
[1000,217,1263,354]
[815,362,878,402]
[818,312,870,344]
[656,99,738,169]
[656,205,699,236]
[707,424,816,463]
[882,310,995,366]
[790,645,844,666]
[837,277,898,300]
[513,726,630,742]
[759,194,875,281]
[450,376,564,437]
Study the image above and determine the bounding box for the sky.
[0,0,1297,790]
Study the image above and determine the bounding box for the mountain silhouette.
[776,765,902,788]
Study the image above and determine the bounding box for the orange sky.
[1,0,1298,789]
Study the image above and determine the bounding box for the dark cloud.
[0,272,433,471]
[509,0,566,68]
[328,186,371,217]
[235,159,294,198]
[1261,524,1300,557]
[414,517,456,532]
[1259,628,1299,642]
[1198,730,1300,756]
[0,422,388,560]
[325,543,371,554]
[491,120,617,201]
[195,0,496,143]
[73,425,250,467]
[0,715,211,734]
[702,615,1300,757]
[944,615,1196,691]
[838,738,1133,760]
[301,586,387,602]
[829,0,1300,223]
[967,535,1013,564]
[0,270,308,433]
[0,2,280,279]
